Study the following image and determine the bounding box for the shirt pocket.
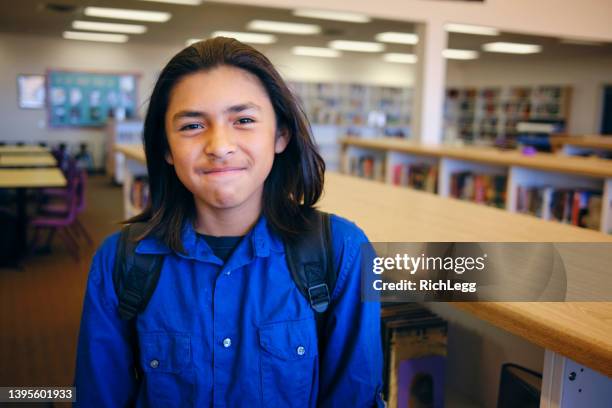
[139,332,195,407]
[258,318,318,408]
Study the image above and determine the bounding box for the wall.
[1,32,611,167]
[0,33,417,168]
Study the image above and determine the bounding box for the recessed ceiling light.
[328,40,384,53]
[444,23,499,36]
[84,7,171,23]
[137,0,203,5]
[442,49,479,60]
[293,9,370,23]
[482,42,542,54]
[63,31,128,43]
[247,20,321,35]
[383,53,417,64]
[211,31,277,44]
[292,46,340,58]
[72,21,147,34]
[375,32,418,45]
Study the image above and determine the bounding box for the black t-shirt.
[198,233,244,263]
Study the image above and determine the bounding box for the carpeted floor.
[0,175,124,393]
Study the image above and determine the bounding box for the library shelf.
[340,137,612,234]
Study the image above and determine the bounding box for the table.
[0,153,57,168]
[319,172,612,406]
[0,145,50,154]
[0,168,66,261]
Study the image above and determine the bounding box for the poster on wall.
[46,69,140,128]
[17,74,46,109]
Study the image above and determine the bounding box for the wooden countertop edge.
[340,138,612,179]
[452,302,612,377]
[114,144,146,163]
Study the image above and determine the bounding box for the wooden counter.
[340,137,612,179]
[115,143,146,163]
[115,143,612,378]
[319,172,612,377]
[551,135,612,151]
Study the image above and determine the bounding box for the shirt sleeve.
[317,223,384,408]
[73,235,139,407]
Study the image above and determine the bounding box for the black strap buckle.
[308,283,330,313]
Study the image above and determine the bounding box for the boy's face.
[164,65,288,214]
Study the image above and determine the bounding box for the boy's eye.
[180,123,204,131]
[236,117,255,125]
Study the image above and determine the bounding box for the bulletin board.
[46,69,140,128]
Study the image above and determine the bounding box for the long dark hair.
[127,37,325,253]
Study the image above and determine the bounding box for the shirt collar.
[134,213,284,261]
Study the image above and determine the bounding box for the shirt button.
[223,337,232,348]
[150,359,159,368]
[225,270,231,276]
[296,346,306,356]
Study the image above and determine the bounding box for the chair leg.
[58,228,79,261]
[75,219,93,246]
[29,226,41,254]
[44,228,56,249]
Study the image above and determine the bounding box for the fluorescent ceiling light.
[137,0,203,5]
[375,31,419,44]
[63,31,128,43]
[444,23,499,36]
[72,21,147,34]
[442,49,479,60]
[375,32,418,45]
[482,42,542,54]
[84,7,171,23]
[247,20,321,35]
[293,9,370,23]
[329,40,384,53]
[211,31,277,44]
[383,53,417,64]
[292,46,340,58]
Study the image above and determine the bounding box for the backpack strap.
[113,223,165,321]
[284,210,336,315]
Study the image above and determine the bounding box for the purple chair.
[38,168,93,246]
[40,157,77,198]
[29,168,81,261]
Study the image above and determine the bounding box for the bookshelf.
[114,144,147,219]
[106,119,144,184]
[319,172,612,406]
[444,85,572,146]
[287,81,413,171]
[340,137,612,234]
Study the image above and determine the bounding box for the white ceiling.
[0,0,610,61]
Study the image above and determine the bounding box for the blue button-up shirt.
[74,213,383,407]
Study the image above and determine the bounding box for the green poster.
[47,70,139,127]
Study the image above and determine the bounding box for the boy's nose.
[204,125,236,159]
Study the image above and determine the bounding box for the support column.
[413,19,448,145]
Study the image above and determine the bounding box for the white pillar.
[413,19,448,145]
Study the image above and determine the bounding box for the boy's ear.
[274,128,290,154]
[165,150,174,165]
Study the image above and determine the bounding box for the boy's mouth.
[196,166,247,175]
